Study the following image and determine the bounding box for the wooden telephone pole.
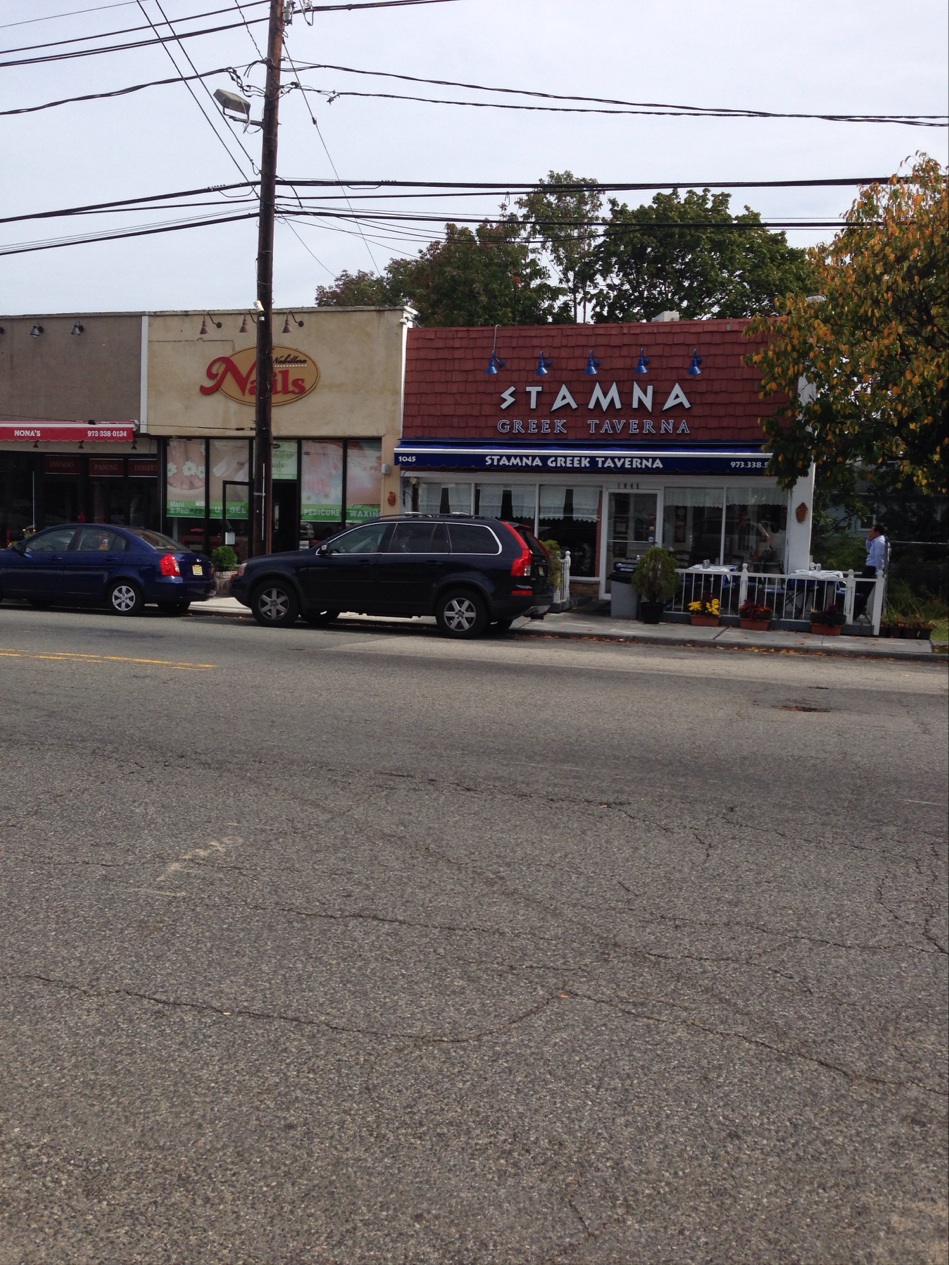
[251,0,285,557]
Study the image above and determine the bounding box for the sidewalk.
[192,595,941,660]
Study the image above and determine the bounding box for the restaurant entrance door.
[605,491,658,582]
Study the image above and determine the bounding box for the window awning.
[0,421,138,443]
[395,442,772,475]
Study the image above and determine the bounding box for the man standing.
[856,523,887,621]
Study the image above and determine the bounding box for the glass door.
[605,492,658,585]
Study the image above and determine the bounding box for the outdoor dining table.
[785,568,846,618]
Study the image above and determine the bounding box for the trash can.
[609,561,639,619]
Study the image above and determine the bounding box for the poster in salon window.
[301,441,343,521]
[165,438,206,518]
[209,439,250,519]
[345,440,382,521]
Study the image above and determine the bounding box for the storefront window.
[538,485,600,577]
[209,440,251,522]
[410,481,472,515]
[724,488,787,570]
[474,483,536,526]
[662,488,725,565]
[345,440,382,523]
[301,440,343,523]
[166,438,208,520]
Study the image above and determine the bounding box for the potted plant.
[738,600,773,631]
[631,546,679,624]
[211,544,239,595]
[688,592,721,627]
[809,603,846,636]
[541,538,568,610]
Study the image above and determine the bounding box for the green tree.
[315,217,553,326]
[516,171,603,322]
[315,269,402,307]
[748,155,948,497]
[595,188,813,322]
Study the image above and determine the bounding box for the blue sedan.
[0,524,216,615]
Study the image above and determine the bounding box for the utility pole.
[251,0,285,557]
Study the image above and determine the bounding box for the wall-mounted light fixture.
[71,322,85,336]
[239,312,251,334]
[535,352,552,376]
[635,347,650,375]
[199,313,222,336]
[585,350,601,376]
[485,325,504,375]
[30,324,44,337]
[281,312,304,334]
[688,349,703,376]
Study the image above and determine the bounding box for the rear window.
[447,523,501,554]
[135,529,183,551]
[508,525,548,561]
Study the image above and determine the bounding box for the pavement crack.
[566,989,947,1097]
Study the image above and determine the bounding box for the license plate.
[192,564,204,575]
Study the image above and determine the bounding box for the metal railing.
[667,564,883,633]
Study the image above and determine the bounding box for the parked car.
[230,515,554,637]
[0,523,216,615]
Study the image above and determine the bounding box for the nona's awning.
[0,421,138,443]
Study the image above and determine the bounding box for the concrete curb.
[190,597,942,662]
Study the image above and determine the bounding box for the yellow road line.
[0,648,215,670]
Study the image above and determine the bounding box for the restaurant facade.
[397,317,815,599]
[0,307,410,554]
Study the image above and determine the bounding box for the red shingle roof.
[404,319,783,446]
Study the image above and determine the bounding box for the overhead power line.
[0,0,457,67]
[0,1,268,55]
[291,62,948,127]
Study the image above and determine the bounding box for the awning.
[0,421,138,443]
[395,443,772,476]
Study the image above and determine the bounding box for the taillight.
[507,530,533,580]
[159,553,181,577]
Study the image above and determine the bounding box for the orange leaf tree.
[747,155,948,497]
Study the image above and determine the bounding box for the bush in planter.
[809,603,846,629]
[631,546,679,622]
[738,600,773,629]
[540,539,564,593]
[211,545,239,572]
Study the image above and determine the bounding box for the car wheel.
[158,600,191,615]
[302,608,340,626]
[435,589,488,638]
[107,580,144,616]
[251,580,299,627]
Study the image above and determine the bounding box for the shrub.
[211,545,239,571]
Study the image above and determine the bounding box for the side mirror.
[317,543,329,556]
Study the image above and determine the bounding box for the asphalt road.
[1,606,947,1265]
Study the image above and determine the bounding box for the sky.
[2,0,947,318]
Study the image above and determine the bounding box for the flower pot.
[690,615,720,627]
[639,600,665,625]
[739,618,771,631]
[810,622,842,636]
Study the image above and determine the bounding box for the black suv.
[230,515,554,637]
